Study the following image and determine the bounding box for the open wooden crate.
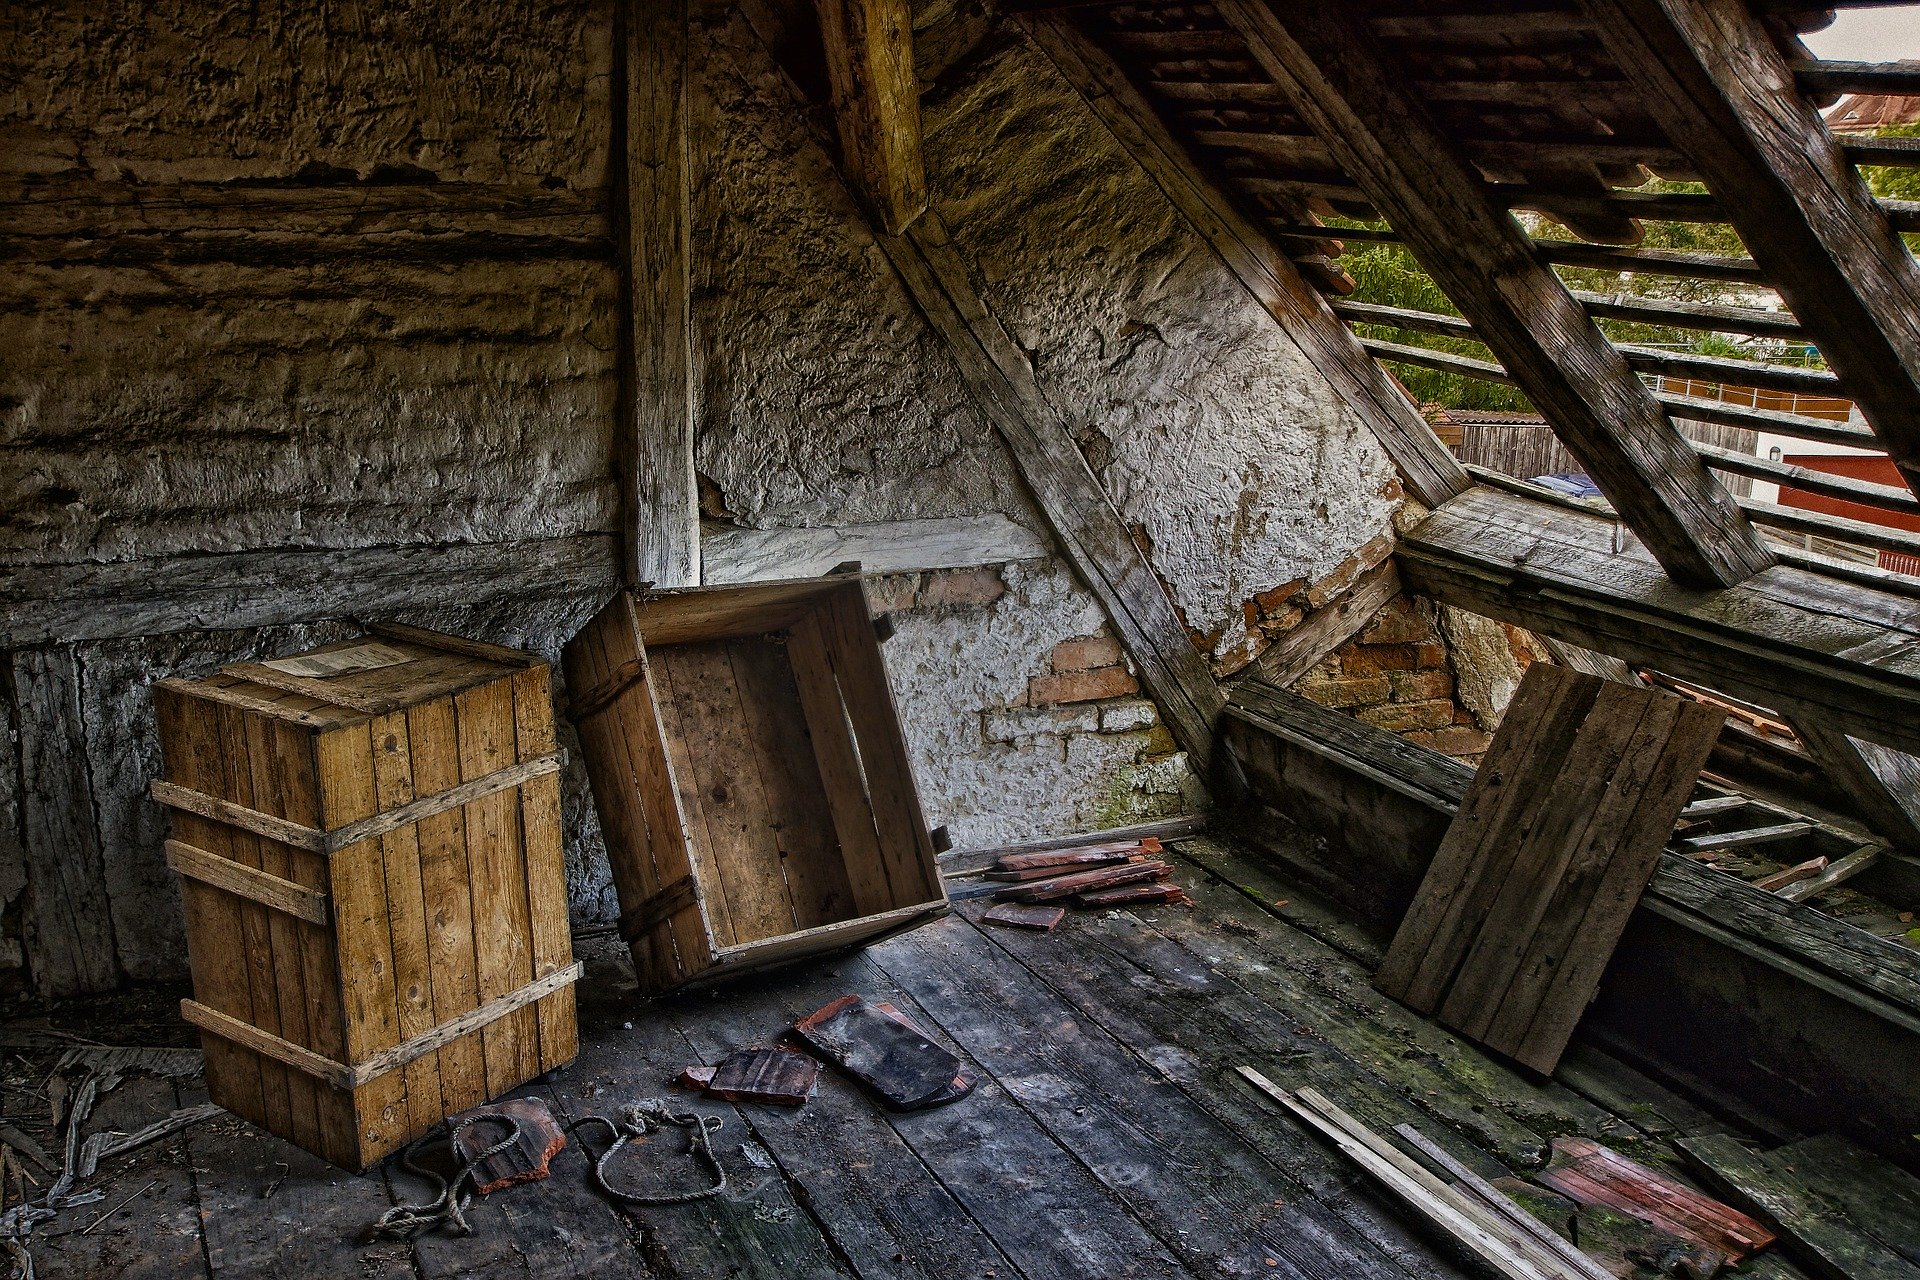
[563,578,947,994]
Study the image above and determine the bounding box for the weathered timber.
[1695,444,1920,518]
[12,649,120,997]
[1775,844,1883,903]
[1246,560,1402,686]
[872,212,1223,769]
[814,0,928,234]
[1396,486,1920,757]
[0,535,619,648]
[1584,0,1920,498]
[1794,722,1920,853]
[1020,12,1472,509]
[700,515,1048,584]
[1215,0,1771,586]
[620,0,699,588]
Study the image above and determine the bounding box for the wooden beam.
[1018,12,1472,509]
[1793,723,1920,854]
[1584,0,1920,498]
[1397,485,1920,757]
[1214,0,1772,588]
[1243,559,1401,686]
[814,0,929,234]
[620,0,698,587]
[878,214,1224,769]
[700,515,1050,583]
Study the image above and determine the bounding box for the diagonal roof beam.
[1582,0,1920,500]
[814,0,929,235]
[1211,0,1774,588]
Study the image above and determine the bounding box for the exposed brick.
[1253,578,1306,615]
[1407,726,1494,757]
[1355,699,1456,732]
[861,573,918,614]
[1051,634,1124,672]
[1142,723,1178,758]
[1342,643,1421,675]
[1296,673,1392,709]
[918,567,1006,608]
[1359,599,1437,645]
[1305,534,1395,609]
[1030,665,1138,705]
[1389,669,1454,702]
[1412,642,1449,670]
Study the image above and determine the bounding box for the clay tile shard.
[1001,859,1172,903]
[992,838,1160,873]
[791,995,968,1111]
[986,854,1145,882]
[704,1047,819,1106]
[677,1065,718,1091]
[871,1002,977,1106]
[453,1096,568,1195]
[1072,881,1190,910]
[983,902,1068,931]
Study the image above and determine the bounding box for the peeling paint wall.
[3,0,1408,995]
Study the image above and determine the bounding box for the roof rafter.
[1210,0,1773,588]
[1582,0,1920,499]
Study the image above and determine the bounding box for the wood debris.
[1533,1137,1772,1262]
[703,1049,820,1107]
[997,859,1173,903]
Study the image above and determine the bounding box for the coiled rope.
[367,1111,526,1240]
[570,1101,728,1206]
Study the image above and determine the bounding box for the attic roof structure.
[4,0,1920,1274]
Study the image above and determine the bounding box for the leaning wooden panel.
[1375,662,1723,1074]
[151,628,579,1170]
[565,578,948,996]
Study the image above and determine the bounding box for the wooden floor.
[13,835,1814,1280]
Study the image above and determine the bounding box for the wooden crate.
[564,579,948,994]
[150,624,580,1171]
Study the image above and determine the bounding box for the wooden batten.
[564,579,947,996]
[152,629,580,1171]
[1210,0,1772,589]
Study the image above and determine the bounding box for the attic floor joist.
[1398,485,1920,759]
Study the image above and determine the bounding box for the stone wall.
[1,0,1406,997]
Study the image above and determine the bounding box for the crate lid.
[171,623,543,726]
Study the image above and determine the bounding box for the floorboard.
[9,833,1823,1280]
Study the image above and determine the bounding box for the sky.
[1800,7,1920,61]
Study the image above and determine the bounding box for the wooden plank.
[509,665,579,1070]
[1678,1133,1920,1280]
[872,211,1225,770]
[348,964,581,1086]
[0,534,619,648]
[1695,443,1920,518]
[1396,485,1920,758]
[654,643,800,941]
[700,515,1048,584]
[1763,1134,1920,1270]
[1679,822,1813,853]
[620,0,698,587]
[819,586,941,907]
[315,722,410,1166]
[1212,0,1772,588]
[727,636,859,927]
[153,684,269,1132]
[368,709,445,1141]
[1797,721,1920,854]
[164,841,328,925]
[815,0,928,234]
[1584,0,1920,498]
[404,696,488,1117]
[1246,560,1402,686]
[453,679,539,1098]
[12,649,119,996]
[1020,11,1472,510]
[785,612,894,916]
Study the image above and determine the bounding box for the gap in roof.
[1800,6,1920,61]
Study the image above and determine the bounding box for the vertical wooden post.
[620,0,699,588]
[815,0,929,235]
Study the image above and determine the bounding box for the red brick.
[1030,665,1138,705]
[1296,673,1392,709]
[1342,643,1421,675]
[1360,599,1436,645]
[1412,642,1449,670]
[919,567,1006,607]
[863,573,919,614]
[1258,603,1306,635]
[1389,670,1454,701]
[1355,699,1456,732]
[1051,634,1124,673]
[1406,726,1494,757]
[1253,578,1307,615]
[1305,535,1395,609]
